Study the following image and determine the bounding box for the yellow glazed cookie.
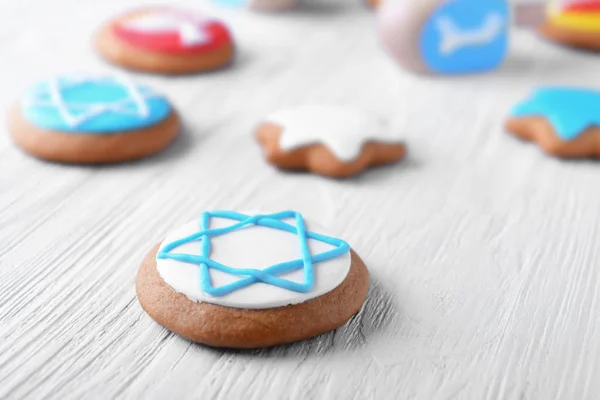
[540,1,600,50]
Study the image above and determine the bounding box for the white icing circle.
[156,215,352,309]
[265,106,403,162]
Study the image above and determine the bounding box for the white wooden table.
[1,0,599,399]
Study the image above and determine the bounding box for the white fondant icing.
[264,106,402,162]
[156,215,352,310]
[123,11,210,46]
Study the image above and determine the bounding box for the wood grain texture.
[1,0,599,399]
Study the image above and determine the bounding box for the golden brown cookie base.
[506,116,600,158]
[250,0,297,11]
[364,0,381,8]
[95,24,234,74]
[539,22,600,51]
[255,122,406,178]
[136,244,370,349]
[9,108,180,164]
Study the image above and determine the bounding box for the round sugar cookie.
[539,2,600,51]
[9,74,180,164]
[255,106,406,178]
[96,7,234,74]
[136,211,370,348]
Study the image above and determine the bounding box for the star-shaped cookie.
[506,87,600,157]
[256,106,406,178]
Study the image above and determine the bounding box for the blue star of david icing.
[22,75,171,134]
[420,0,509,74]
[512,87,600,141]
[157,211,350,297]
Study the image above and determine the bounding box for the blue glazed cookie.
[506,87,600,157]
[9,74,180,163]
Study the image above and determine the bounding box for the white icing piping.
[47,78,79,127]
[115,74,149,118]
[177,21,209,46]
[25,75,164,128]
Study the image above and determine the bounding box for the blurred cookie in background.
[96,7,235,74]
[9,74,180,164]
[365,0,381,8]
[212,0,297,12]
[378,0,510,75]
[255,106,406,178]
[539,0,600,51]
[506,87,600,158]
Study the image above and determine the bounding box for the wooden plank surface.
[1,0,599,399]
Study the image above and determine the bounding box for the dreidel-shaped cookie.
[378,0,510,75]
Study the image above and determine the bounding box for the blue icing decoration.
[157,211,350,297]
[420,0,509,74]
[511,87,600,141]
[22,75,171,134]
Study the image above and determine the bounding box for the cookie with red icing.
[540,1,600,51]
[96,7,235,74]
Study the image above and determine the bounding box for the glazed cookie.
[539,1,600,51]
[9,75,179,164]
[213,0,297,11]
[255,106,406,178]
[96,7,234,74]
[137,211,370,348]
[378,0,510,75]
[506,87,600,157]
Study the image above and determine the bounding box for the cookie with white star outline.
[136,211,370,348]
[9,75,180,164]
[255,106,406,178]
[96,7,235,74]
[506,87,600,158]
